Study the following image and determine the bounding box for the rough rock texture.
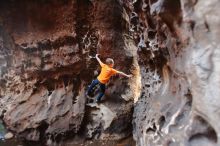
[1,0,220,146]
[124,0,220,146]
[0,0,137,143]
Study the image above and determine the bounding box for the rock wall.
[125,0,220,146]
[0,0,137,143]
[1,0,220,146]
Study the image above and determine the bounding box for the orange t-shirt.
[97,63,118,84]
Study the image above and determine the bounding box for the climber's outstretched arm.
[117,71,133,78]
[95,54,104,67]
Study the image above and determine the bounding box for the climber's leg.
[87,79,99,96]
[96,83,106,102]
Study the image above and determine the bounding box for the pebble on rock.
[4,132,14,139]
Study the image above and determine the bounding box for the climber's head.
[106,58,114,67]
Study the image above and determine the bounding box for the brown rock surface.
[0,0,136,143]
[1,0,220,146]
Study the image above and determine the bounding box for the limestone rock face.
[125,0,220,146]
[1,0,220,146]
[0,0,136,142]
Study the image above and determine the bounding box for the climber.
[86,54,132,102]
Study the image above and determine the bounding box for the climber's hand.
[96,54,100,58]
[127,74,133,78]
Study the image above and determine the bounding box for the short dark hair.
[106,58,114,65]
